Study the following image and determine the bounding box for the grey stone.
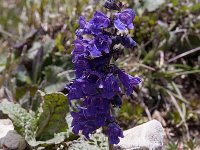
[0,119,14,139]
[0,130,27,150]
[114,120,165,150]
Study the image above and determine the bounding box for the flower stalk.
[66,0,141,144]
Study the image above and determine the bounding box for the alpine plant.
[66,0,141,144]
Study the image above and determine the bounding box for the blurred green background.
[0,0,200,149]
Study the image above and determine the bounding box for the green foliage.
[28,132,68,147]
[166,141,178,150]
[166,139,198,150]
[0,101,37,139]
[120,100,144,122]
[43,65,67,93]
[36,92,69,141]
[0,92,70,148]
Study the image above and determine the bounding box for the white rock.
[115,120,165,150]
[0,119,14,139]
[0,130,27,150]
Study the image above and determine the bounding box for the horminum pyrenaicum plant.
[66,0,141,144]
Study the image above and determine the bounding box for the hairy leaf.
[36,92,69,141]
[0,101,37,141]
[68,133,109,150]
[28,132,67,147]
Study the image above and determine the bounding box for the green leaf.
[0,92,72,147]
[43,65,66,92]
[27,42,42,59]
[171,0,178,6]
[0,101,38,141]
[175,69,200,76]
[16,85,38,101]
[43,36,55,57]
[55,33,65,52]
[36,92,69,141]
[43,65,63,82]
[190,3,200,13]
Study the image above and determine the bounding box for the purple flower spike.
[66,2,141,145]
[114,9,135,31]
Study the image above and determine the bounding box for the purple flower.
[71,97,111,139]
[67,79,85,101]
[106,122,124,144]
[110,95,122,107]
[67,71,103,101]
[89,54,110,71]
[75,29,84,38]
[104,0,120,10]
[72,35,112,60]
[90,11,110,28]
[71,39,89,63]
[76,16,92,37]
[74,57,90,78]
[121,36,136,48]
[99,74,121,99]
[82,71,102,96]
[88,35,112,58]
[112,35,136,48]
[118,70,141,95]
[75,16,97,37]
[79,16,90,29]
[76,12,110,37]
[114,9,135,31]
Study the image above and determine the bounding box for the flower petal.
[114,19,126,31]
